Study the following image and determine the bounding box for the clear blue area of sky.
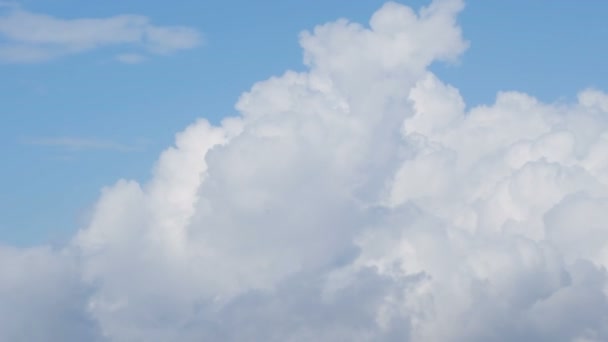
[1,0,607,246]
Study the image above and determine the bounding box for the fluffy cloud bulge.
[3,1,608,341]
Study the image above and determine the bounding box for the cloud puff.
[0,246,100,341]
[3,0,608,341]
[0,7,201,63]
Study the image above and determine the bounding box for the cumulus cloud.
[3,0,608,341]
[0,246,100,341]
[0,7,201,63]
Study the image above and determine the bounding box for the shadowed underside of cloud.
[3,0,608,341]
[0,6,201,63]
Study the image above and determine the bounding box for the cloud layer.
[3,1,608,341]
[0,7,201,63]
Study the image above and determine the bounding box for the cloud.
[3,0,608,341]
[0,246,100,341]
[22,137,143,152]
[0,7,202,63]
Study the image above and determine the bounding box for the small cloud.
[22,137,144,152]
[0,7,203,63]
[115,53,146,64]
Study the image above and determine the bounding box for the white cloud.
[0,8,202,63]
[0,246,100,341]
[3,0,608,341]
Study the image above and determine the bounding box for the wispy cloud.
[22,137,144,152]
[0,1,17,9]
[0,7,202,63]
[115,53,146,64]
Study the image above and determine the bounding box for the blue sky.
[1,0,607,246]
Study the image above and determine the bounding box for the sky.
[2,0,607,246]
[2,0,608,341]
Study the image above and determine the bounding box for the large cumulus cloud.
[3,0,608,341]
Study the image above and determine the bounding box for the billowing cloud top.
[3,0,608,341]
